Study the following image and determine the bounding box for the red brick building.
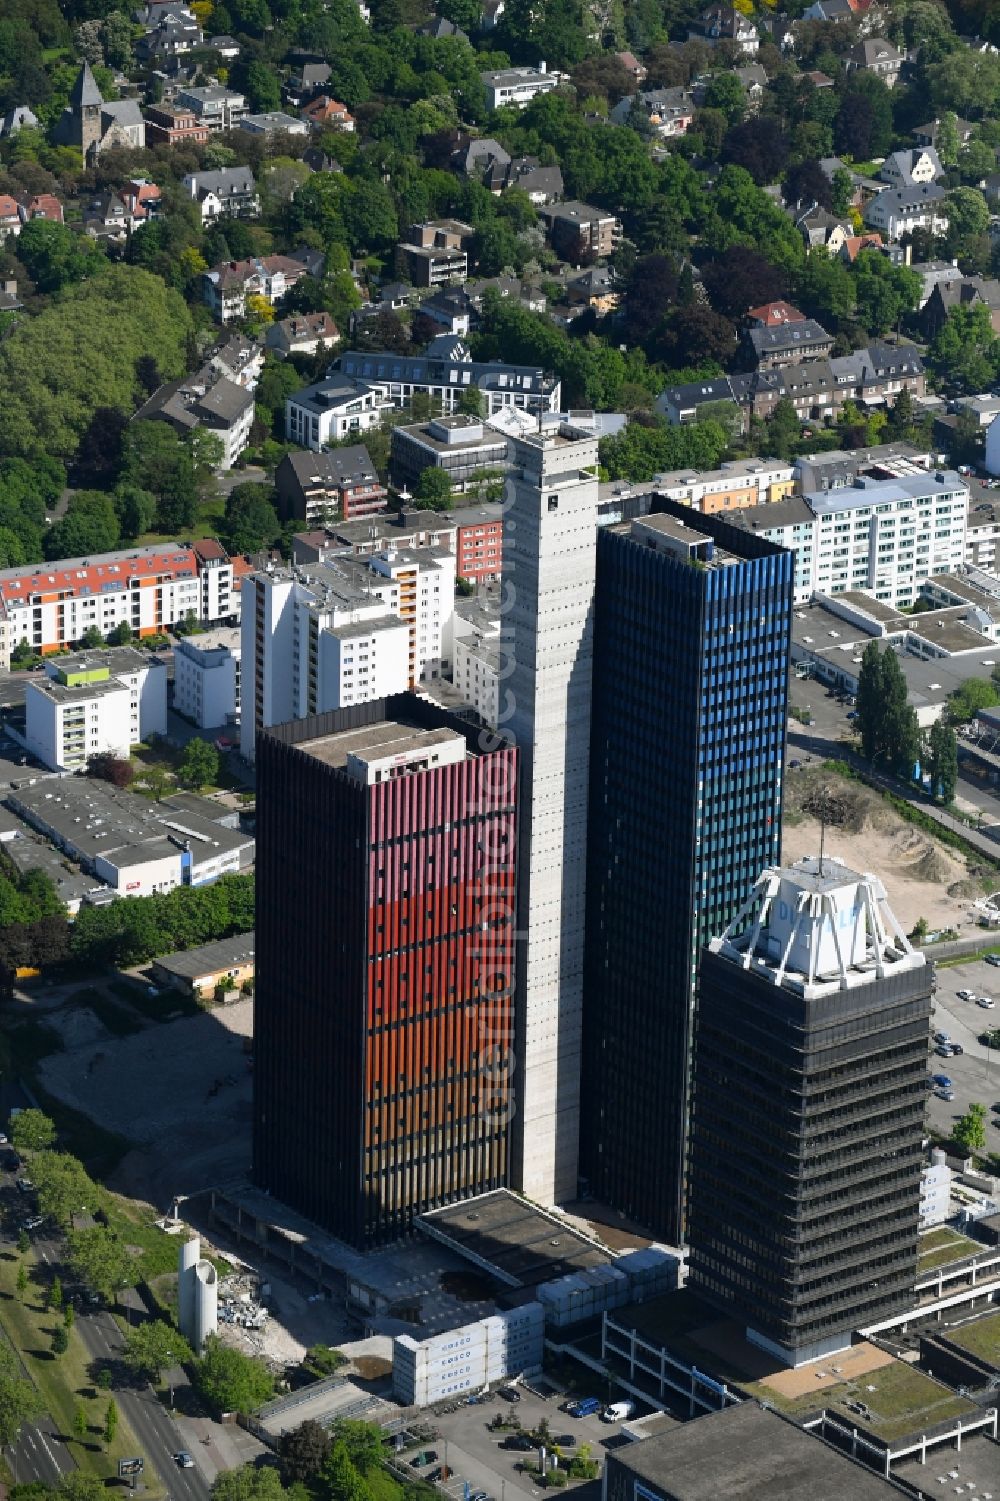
[144,105,210,146]
[452,504,503,583]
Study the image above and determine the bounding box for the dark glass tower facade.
[253,694,518,1248]
[688,858,932,1364]
[581,502,793,1241]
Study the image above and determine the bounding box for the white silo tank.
[178,1236,200,1344]
[193,1258,218,1351]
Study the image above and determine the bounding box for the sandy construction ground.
[781,768,986,937]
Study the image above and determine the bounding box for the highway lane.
[71,1290,210,1501]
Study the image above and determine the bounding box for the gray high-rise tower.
[504,423,600,1206]
[687,856,932,1366]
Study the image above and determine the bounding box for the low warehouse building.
[152,932,255,997]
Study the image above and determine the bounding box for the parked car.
[958,989,976,999]
[428,1467,451,1483]
[932,1074,954,1089]
[410,1453,437,1468]
[847,711,859,721]
[935,1043,956,1056]
[978,997,996,1008]
[498,1386,521,1403]
[950,1043,964,1056]
[553,1435,576,1448]
[569,1397,602,1418]
[501,1436,534,1452]
[986,955,1000,967]
[936,1088,956,1101]
[934,1031,951,1044]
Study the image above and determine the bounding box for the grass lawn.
[0,1248,164,1494]
[752,1359,975,1441]
[945,1311,1000,1367]
[917,1228,981,1273]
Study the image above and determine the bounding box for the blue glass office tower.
[581,501,793,1242]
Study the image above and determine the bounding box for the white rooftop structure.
[713,855,926,997]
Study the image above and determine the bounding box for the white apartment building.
[453,633,499,727]
[0,543,236,668]
[505,423,600,1207]
[240,548,452,761]
[732,472,969,608]
[24,649,167,772]
[174,85,247,131]
[285,377,393,450]
[480,64,563,110]
[173,627,241,729]
[806,472,968,608]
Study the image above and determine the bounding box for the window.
[548,496,558,513]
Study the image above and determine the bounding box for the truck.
[569,1397,601,1418]
[601,1401,635,1423]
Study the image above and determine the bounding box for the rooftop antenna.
[801,785,851,877]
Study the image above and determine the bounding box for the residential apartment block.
[0,543,237,668]
[480,65,562,111]
[173,627,241,730]
[284,377,393,449]
[390,415,509,497]
[174,85,247,131]
[336,343,561,417]
[25,648,167,772]
[653,458,795,514]
[203,252,311,322]
[240,547,455,761]
[182,166,260,222]
[134,365,254,469]
[730,470,969,607]
[540,201,623,261]
[400,219,473,287]
[275,447,387,525]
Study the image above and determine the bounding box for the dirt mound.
[784,768,900,837]
[887,829,962,886]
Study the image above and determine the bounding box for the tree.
[195,1337,274,1416]
[57,1476,107,1501]
[107,622,133,647]
[15,1262,27,1296]
[224,483,280,554]
[51,1324,69,1357]
[212,1466,286,1501]
[0,269,192,464]
[930,302,1000,393]
[947,676,1000,723]
[321,1442,374,1501]
[0,1357,44,1447]
[280,1420,332,1485]
[701,245,788,322]
[66,1225,136,1300]
[946,186,990,259]
[86,752,133,789]
[113,485,156,543]
[415,467,453,511]
[48,1274,63,1311]
[926,718,958,802]
[179,738,220,791]
[11,1109,55,1154]
[330,1421,384,1475]
[123,1321,192,1382]
[954,1101,988,1154]
[853,251,921,339]
[103,1399,117,1447]
[16,220,107,296]
[721,116,790,185]
[856,642,920,772]
[73,1403,88,1441]
[138,764,171,802]
[35,1153,98,1229]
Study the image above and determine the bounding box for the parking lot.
[925,955,1000,1148]
[397,1387,637,1501]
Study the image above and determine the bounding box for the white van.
[601,1401,635,1423]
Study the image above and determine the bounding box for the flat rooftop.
[297,720,467,770]
[609,1402,903,1500]
[419,1188,611,1288]
[153,931,255,981]
[893,1433,1000,1498]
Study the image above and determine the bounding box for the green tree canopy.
[212,1466,287,1501]
[954,1101,987,1154]
[224,483,280,554]
[10,1109,56,1154]
[0,270,193,463]
[16,219,108,295]
[179,738,220,791]
[66,1224,136,1299]
[947,676,1000,723]
[195,1337,274,1417]
[44,491,120,561]
[122,1320,193,1381]
[926,718,958,803]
